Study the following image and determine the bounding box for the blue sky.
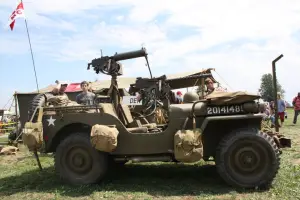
[1,0,300,109]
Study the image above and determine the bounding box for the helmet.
[183,92,199,103]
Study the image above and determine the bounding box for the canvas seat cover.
[206,91,260,105]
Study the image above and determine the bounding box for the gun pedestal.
[108,75,120,112]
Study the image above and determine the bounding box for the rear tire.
[215,129,280,189]
[55,133,108,185]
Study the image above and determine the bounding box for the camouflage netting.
[155,107,167,124]
[90,124,119,152]
[260,119,285,148]
[261,119,273,133]
[22,121,43,151]
[47,95,79,106]
[174,129,203,163]
[44,96,97,114]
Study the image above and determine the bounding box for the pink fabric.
[65,83,82,92]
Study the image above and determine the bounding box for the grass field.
[0,136,8,144]
[0,108,300,200]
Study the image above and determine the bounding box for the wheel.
[55,133,108,185]
[28,93,53,122]
[215,129,280,189]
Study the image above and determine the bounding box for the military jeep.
[22,48,291,189]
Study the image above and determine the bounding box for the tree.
[259,73,285,102]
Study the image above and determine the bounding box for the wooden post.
[272,54,284,132]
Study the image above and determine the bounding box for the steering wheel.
[138,88,160,117]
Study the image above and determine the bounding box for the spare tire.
[28,93,54,122]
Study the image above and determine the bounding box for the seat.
[120,104,157,129]
[99,103,148,133]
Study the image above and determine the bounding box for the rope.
[8,97,15,111]
[2,96,13,109]
[214,70,234,91]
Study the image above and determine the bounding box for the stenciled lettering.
[130,98,138,104]
[207,105,244,115]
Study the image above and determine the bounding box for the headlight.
[258,103,266,113]
[242,102,260,113]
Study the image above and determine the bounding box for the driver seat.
[99,103,148,133]
[120,104,157,129]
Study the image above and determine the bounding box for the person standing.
[277,93,286,127]
[175,91,183,104]
[292,92,300,125]
[51,82,68,98]
[269,101,275,115]
[76,81,96,105]
[48,82,70,106]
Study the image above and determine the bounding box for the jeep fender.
[43,113,126,153]
[200,114,263,159]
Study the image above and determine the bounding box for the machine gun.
[129,73,214,100]
[130,75,171,101]
[129,73,214,115]
[87,48,153,114]
[129,75,171,114]
[87,47,152,77]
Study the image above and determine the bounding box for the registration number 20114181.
[207,105,244,115]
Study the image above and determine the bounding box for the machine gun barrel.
[129,73,213,93]
[87,48,148,74]
[112,48,148,61]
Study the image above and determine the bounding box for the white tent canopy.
[18,69,230,94]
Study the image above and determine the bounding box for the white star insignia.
[47,116,56,126]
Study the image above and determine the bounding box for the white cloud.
[1,0,300,107]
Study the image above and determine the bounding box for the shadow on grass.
[0,162,265,198]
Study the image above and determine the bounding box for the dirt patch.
[292,159,300,165]
[0,145,31,165]
[0,151,30,165]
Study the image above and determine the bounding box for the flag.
[7,1,25,31]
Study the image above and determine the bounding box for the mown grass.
[0,108,300,200]
[0,136,8,144]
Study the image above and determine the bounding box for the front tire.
[55,133,108,185]
[215,129,280,189]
